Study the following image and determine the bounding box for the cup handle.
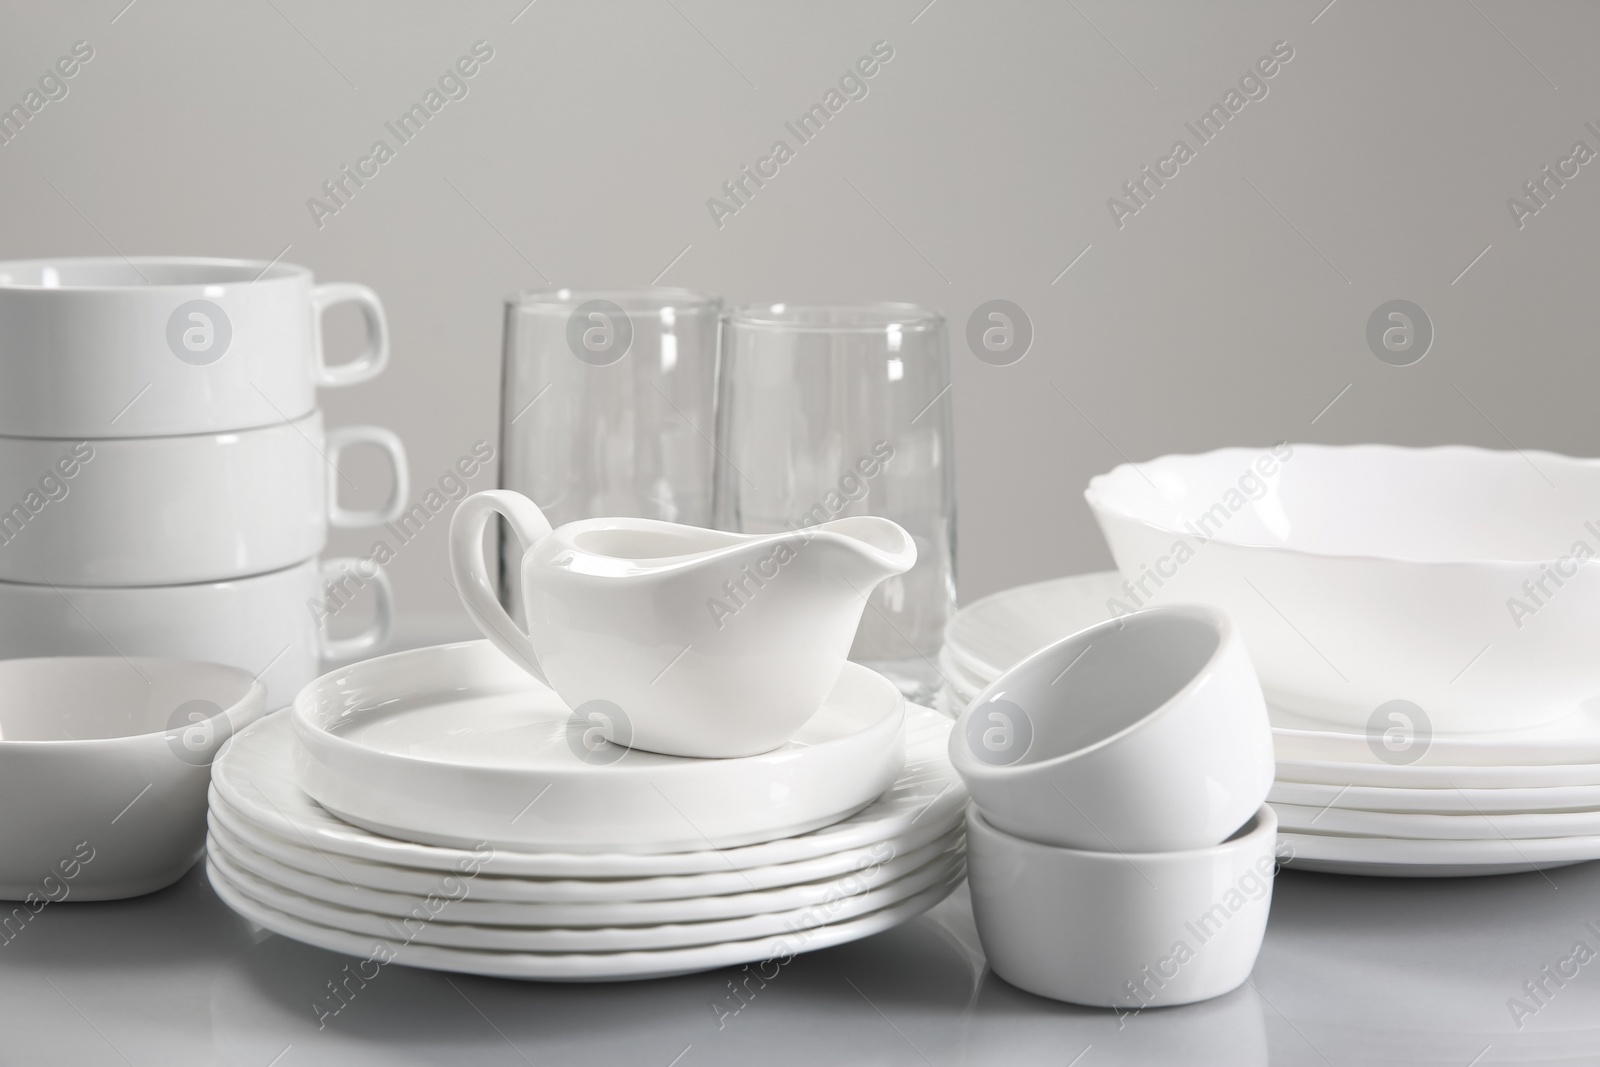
[449,489,553,686]
[310,283,390,387]
[325,425,410,528]
[318,556,394,661]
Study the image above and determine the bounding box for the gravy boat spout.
[450,489,916,758]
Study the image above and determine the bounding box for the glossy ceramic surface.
[213,705,965,877]
[0,657,265,901]
[451,488,917,757]
[0,557,392,710]
[1087,444,1600,732]
[1272,802,1600,840]
[0,411,407,585]
[1277,829,1600,876]
[967,805,1278,1008]
[1269,778,1600,814]
[291,641,906,852]
[0,257,388,437]
[951,605,1274,852]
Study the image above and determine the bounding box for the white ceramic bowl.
[0,557,392,709]
[949,604,1274,852]
[966,804,1278,1008]
[0,257,388,438]
[0,411,407,586]
[1087,444,1600,732]
[290,640,907,853]
[0,656,265,901]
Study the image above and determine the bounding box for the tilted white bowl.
[1086,443,1600,732]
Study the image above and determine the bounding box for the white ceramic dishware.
[1276,830,1596,878]
[1271,802,1600,840]
[208,793,960,903]
[1086,444,1600,733]
[290,640,905,852]
[950,605,1274,852]
[209,823,959,926]
[0,257,388,438]
[944,571,1126,682]
[0,411,408,585]
[1275,757,1600,790]
[966,804,1279,1008]
[1270,702,1600,767]
[450,488,917,758]
[0,656,264,901]
[206,857,964,982]
[0,557,392,709]
[1269,778,1600,815]
[206,840,961,954]
[212,706,966,877]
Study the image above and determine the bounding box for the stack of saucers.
[205,641,968,980]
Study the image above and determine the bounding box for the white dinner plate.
[207,825,962,927]
[1277,830,1600,877]
[1272,802,1600,841]
[291,642,906,853]
[205,857,965,981]
[1270,703,1600,768]
[942,571,1125,682]
[1275,757,1600,790]
[208,791,962,903]
[212,706,965,878]
[207,841,964,954]
[1270,779,1600,815]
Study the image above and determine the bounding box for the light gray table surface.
[3,860,1600,1066]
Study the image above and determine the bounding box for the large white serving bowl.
[0,656,265,901]
[290,640,906,853]
[1086,444,1600,733]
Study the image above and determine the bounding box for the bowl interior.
[0,657,253,741]
[1092,445,1600,562]
[985,610,1220,766]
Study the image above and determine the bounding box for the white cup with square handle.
[0,557,391,709]
[0,411,408,586]
[0,257,388,437]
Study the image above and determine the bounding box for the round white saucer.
[1277,830,1600,878]
[212,706,964,878]
[291,641,907,853]
[206,840,965,954]
[205,857,965,981]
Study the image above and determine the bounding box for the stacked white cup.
[0,257,407,707]
[949,604,1279,1009]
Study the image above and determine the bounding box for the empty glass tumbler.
[499,288,721,612]
[712,303,958,703]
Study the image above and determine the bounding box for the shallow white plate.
[205,858,965,981]
[207,840,964,954]
[208,824,962,927]
[1277,830,1600,877]
[1272,802,1600,840]
[292,641,906,853]
[211,708,964,878]
[942,571,1124,682]
[1270,703,1600,767]
[1275,757,1600,790]
[208,792,962,903]
[1270,779,1600,815]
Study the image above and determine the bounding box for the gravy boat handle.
[449,489,554,687]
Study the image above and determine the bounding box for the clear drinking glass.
[713,303,958,704]
[499,288,721,613]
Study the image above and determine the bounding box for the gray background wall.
[4,0,1597,634]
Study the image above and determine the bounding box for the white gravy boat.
[449,489,917,757]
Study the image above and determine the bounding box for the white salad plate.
[942,571,1124,682]
[1270,704,1600,767]
[205,858,965,981]
[1269,779,1600,815]
[1271,802,1600,841]
[207,792,960,902]
[1274,757,1600,790]
[290,641,906,853]
[1277,830,1599,878]
[208,847,962,954]
[207,819,961,926]
[212,707,966,878]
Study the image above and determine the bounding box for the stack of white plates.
[206,644,967,981]
[941,572,1600,877]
